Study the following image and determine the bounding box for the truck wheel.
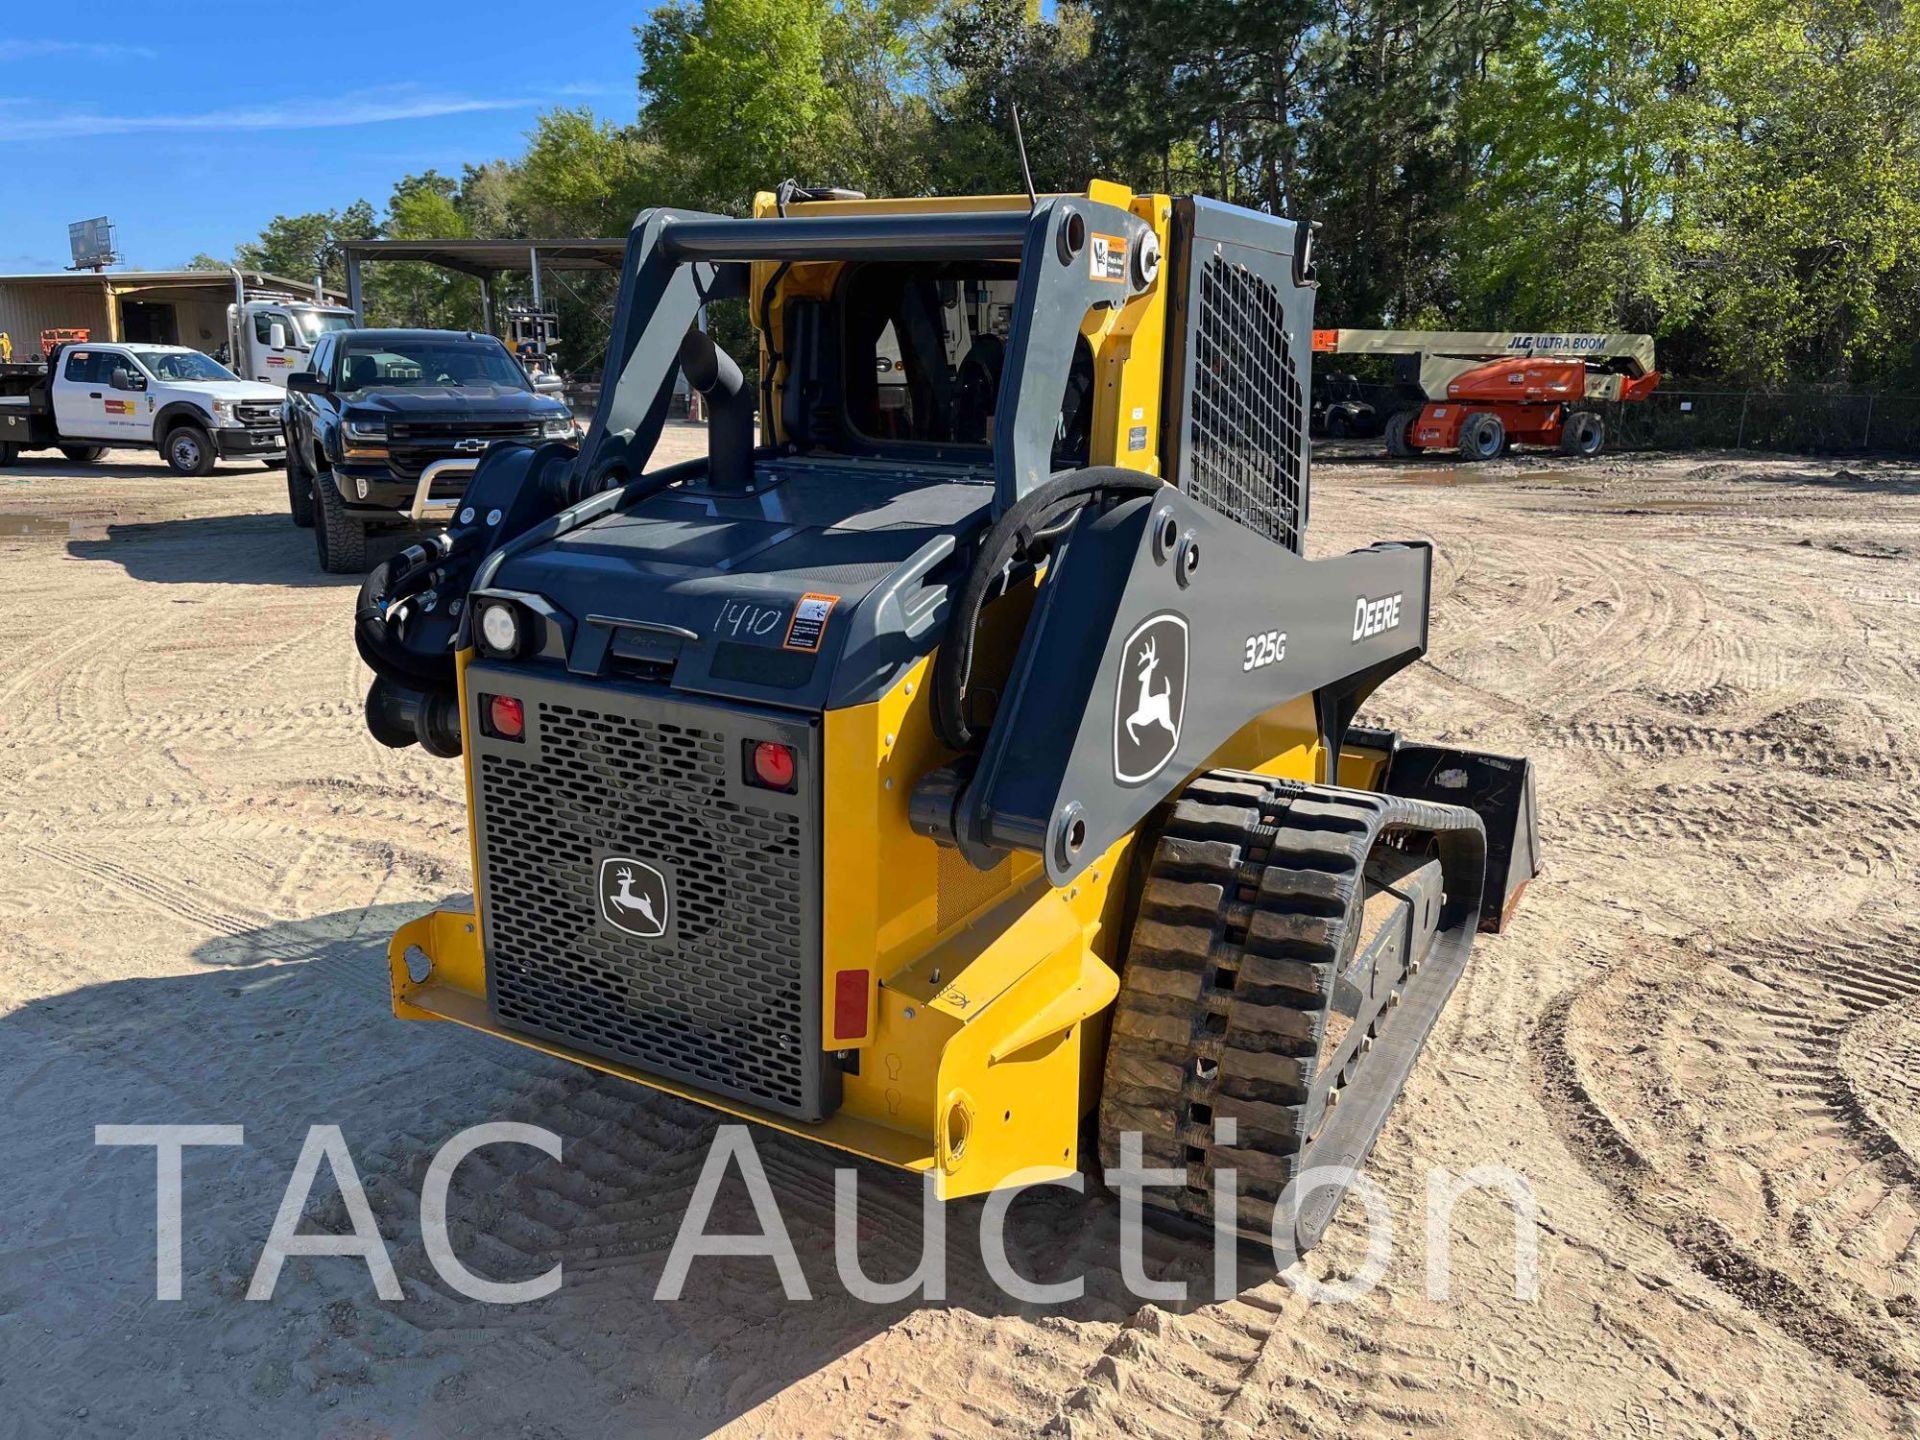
[1457,412,1505,461]
[1558,411,1605,457]
[164,424,216,477]
[59,445,105,464]
[1384,409,1422,458]
[285,444,316,528]
[1325,411,1349,440]
[312,469,367,573]
[0,443,16,467]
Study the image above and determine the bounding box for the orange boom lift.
[1312,328,1660,460]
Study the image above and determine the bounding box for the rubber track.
[1098,770,1483,1246]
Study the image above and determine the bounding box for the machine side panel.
[964,490,1431,884]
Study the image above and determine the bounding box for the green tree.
[1684,0,1920,383]
[1294,0,1510,325]
[637,0,844,211]
[933,0,1112,195]
[367,172,482,329]
[513,108,664,235]
[1454,0,1705,338]
[233,202,377,290]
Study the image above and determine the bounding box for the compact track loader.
[358,181,1538,1249]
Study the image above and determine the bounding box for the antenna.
[1010,104,1038,210]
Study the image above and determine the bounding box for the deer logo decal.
[1112,613,1189,785]
[598,856,671,939]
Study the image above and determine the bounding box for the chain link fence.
[1592,387,1920,454]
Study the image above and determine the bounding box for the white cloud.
[0,86,547,143]
[0,39,160,62]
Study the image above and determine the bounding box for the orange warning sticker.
[783,592,839,652]
[1089,232,1127,283]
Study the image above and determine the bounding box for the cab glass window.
[837,261,1091,466]
[336,339,527,392]
[64,351,106,383]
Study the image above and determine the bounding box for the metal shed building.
[0,269,347,359]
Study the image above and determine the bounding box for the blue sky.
[0,3,647,272]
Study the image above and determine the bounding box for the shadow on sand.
[66,512,415,587]
[3,904,1295,1436]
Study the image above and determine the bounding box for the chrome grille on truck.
[387,418,544,479]
[471,676,827,1119]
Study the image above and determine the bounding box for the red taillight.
[833,968,870,1041]
[485,694,524,740]
[747,739,796,792]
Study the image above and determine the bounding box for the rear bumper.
[389,892,1118,1198]
[390,905,943,1175]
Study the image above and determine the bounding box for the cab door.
[52,349,116,439]
[100,352,152,440]
[251,310,299,384]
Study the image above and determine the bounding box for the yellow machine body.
[386,183,1392,1198]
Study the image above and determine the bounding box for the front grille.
[472,676,827,1119]
[235,403,279,428]
[386,418,543,479]
[1186,254,1306,552]
[388,417,544,444]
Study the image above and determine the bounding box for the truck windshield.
[336,340,527,392]
[292,311,354,341]
[134,350,239,383]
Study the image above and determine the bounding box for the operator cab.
[780,261,1093,470]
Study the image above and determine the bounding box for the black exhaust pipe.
[677,328,755,491]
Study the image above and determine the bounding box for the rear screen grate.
[1186,254,1306,552]
[475,693,819,1117]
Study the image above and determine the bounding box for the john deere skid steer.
[358,180,1537,1249]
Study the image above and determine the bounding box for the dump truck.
[1312,328,1661,459]
[353,182,1539,1250]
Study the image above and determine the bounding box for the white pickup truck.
[0,341,287,475]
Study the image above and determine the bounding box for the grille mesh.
[1186,254,1306,551]
[477,698,813,1116]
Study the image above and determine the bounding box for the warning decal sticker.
[783,592,840,653]
[1089,232,1128,283]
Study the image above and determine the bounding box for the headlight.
[345,416,387,443]
[541,416,574,439]
[477,600,524,658]
[211,400,237,424]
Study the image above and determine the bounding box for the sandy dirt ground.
[2,429,1917,1438]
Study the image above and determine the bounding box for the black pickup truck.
[284,328,574,572]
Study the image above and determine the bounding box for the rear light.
[482,693,524,741]
[833,969,870,1041]
[745,739,796,792]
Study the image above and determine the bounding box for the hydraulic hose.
[930,466,1167,752]
[355,544,464,692]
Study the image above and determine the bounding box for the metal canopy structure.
[339,238,626,334]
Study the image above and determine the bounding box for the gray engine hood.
[486,459,994,712]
